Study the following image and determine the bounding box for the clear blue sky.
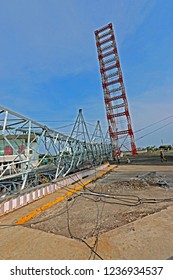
[0,0,173,147]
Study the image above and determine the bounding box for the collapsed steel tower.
[0,106,111,197]
[95,23,137,156]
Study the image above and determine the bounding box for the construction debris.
[134,171,173,188]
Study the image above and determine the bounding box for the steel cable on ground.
[65,173,106,260]
[22,164,106,260]
[0,167,107,228]
[65,198,104,260]
[1,190,173,229]
[77,190,173,206]
[76,166,112,259]
[68,170,173,207]
[1,165,172,260]
[0,189,173,261]
[0,170,108,260]
[74,166,108,260]
[1,169,173,257]
[0,197,78,229]
[88,199,106,260]
[79,191,141,206]
[63,180,173,259]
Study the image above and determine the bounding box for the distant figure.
[117,154,120,164]
[160,149,167,162]
[126,157,131,164]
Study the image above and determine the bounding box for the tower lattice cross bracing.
[94,23,137,156]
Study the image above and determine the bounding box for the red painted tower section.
[94,23,137,156]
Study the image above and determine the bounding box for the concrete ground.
[0,154,173,260]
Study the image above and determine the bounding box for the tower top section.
[94,23,137,156]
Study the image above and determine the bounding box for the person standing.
[160,149,167,162]
[116,154,120,164]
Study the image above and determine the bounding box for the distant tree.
[159,145,172,150]
[146,145,156,151]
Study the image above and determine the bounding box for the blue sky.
[0,0,173,147]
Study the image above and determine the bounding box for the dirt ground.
[1,153,173,260]
[26,168,173,241]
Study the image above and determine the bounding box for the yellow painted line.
[17,165,115,225]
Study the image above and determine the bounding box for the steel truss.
[95,23,137,156]
[0,106,112,197]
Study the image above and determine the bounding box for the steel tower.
[94,23,137,156]
[0,106,112,196]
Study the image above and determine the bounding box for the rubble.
[134,171,173,188]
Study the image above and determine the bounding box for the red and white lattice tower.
[95,23,137,156]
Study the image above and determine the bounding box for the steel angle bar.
[91,120,109,163]
[0,106,112,197]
